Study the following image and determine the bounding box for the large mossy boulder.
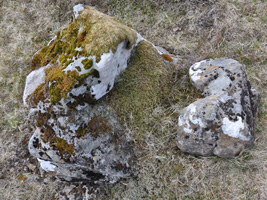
[23,5,173,183]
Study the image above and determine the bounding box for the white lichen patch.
[37,158,56,172]
[222,116,250,141]
[73,4,84,19]
[178,103,204,134]
[74,47,83,51]
[36,100,51,114]
[90,33,144,100]
[189,61,205,82]
[47,35,57,46]
[187,104,204,127]
[23,65,50,106]
[207,70,231,95]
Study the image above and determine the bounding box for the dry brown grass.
[0,0,266,199]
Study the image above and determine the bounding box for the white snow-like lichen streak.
[187,104,204,127]
[90,33,144,100]
[222,116,249,141]
[73,4,84,19]
[23,65,49,106]
[179,114,193,133]
[74,47,83,51]
[189,61,204,82]
[178,103,204,134]
[37,158,56,172]
[47,35,57,46]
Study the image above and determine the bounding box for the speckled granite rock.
[23,5,172,183]
[177,58,259,158]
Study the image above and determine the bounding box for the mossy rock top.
[25,5,141,105]
[30,5,138,71]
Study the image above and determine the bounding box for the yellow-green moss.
[45,66,79,104]
[44,66,100,104]
[81,58,93,69]
[107,41,170,130]
[76,126,86,137]
[54,137,75,155]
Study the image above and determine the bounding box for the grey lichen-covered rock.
[24,5,173,183]
[177,58,259,158]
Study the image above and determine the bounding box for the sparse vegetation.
[0,0,266,199]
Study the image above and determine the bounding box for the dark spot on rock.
[75,66,81,72]
[225,69,231,74]
[237,73,241,77]
[39,152,44,157]
[194,128,198,132]
[33,138,39,148]
[214,74,218,79]
[185,135,189,139]
[208,143,213,146]
[92,69,100,78]
[84,170,105,180]
[230,76,235,81]
[125,40,131,49]
[117,64,120,68]
[106,83,111,92]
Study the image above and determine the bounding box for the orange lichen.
[161,54,174,62]
[17,174,27,181]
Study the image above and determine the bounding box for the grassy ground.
[0,0,266,199]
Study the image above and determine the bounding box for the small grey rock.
[177,58,259,158]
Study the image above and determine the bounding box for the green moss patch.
[81,58,93,69]
[76,126,86,137]
[45,66,79,104]
[107,41,170,130]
